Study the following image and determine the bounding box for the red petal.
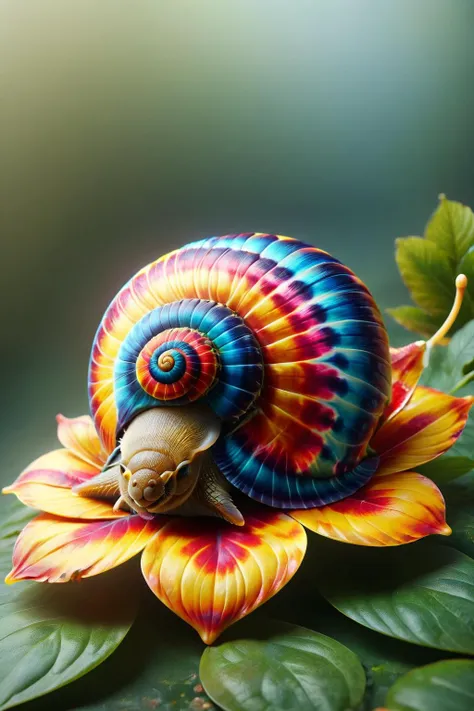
[56,414,108,468]
[6,514,162,583]
[141,510,306,644]
[373,386,474,476]
[292,471,450,546]
[2,449,124,520]
[382,341,426,423]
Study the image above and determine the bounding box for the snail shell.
[88,233,391,510]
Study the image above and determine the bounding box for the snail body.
[76,233,391,520]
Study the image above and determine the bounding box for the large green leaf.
[0,502,37,541]
[0,499,140,710]
[264,539,455,710]
[425,196,474,266]
[457,248,474,319]
[200,619,365,711]
[446,320,474,377]
[450,413,474,459]
[16,588,210,711]
[442,478,474,559]
[395,237,455,316]
[416,456,474,485]
[421,322,474,394]
[385,659,474,711]
[386,306,442,339]
[316,541,474,654]
[419,345,455,392]
[317,623,446,711]
[416,323,474,479]
[389,196,474,337]
[310,615,447,711]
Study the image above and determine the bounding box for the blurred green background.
[1,0,473,488]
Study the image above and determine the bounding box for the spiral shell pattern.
[112,300,263,435]
[89,233,391,509]
[135,329,217,401]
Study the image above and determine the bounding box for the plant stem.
[450,372,474,394]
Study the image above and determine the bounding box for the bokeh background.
[1,0,473,489]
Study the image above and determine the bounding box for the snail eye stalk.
[425,274,468,364]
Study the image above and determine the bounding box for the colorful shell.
[88,233,391,509]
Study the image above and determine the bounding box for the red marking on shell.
[262,330,334,361]
[241,403,328,474]
[266,362,344,399]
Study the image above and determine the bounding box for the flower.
[3,278,473,644]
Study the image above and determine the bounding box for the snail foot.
[172,451,245,526]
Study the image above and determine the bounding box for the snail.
[75,233,391,523]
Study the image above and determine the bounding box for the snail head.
[117,403,221,516]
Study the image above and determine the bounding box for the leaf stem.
[450,372,474,394]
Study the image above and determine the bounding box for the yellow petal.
[382,342,426,422]
[372,385,474,476]
[6,514,161,583]
[2,448,124,520]
[56,414,108,468]
[291,471,450,546]
[141,510,307,644]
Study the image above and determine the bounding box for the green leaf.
[446,320,474,378]
[385,659,474,711]
[13,590,211,711]
[462,359,474,377]
[325,629,443,711]
[200,619,366,711]
[457,248,474,325]
[420,326,474,395]
[425,196,474,266]
[442,480,474,559]
[395,237,456,317]
[276,605,448,710]
[386,306,442,339]
[264,539,456,711]
[419,345,456,392]
[450,413,474,459]
[418,322,474,477]
[417,456,474,485]
[0,503,36,542]
[317,541,474,654]
[389,197,474,337]
[311,616,446,711]
[0,504,140,710]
